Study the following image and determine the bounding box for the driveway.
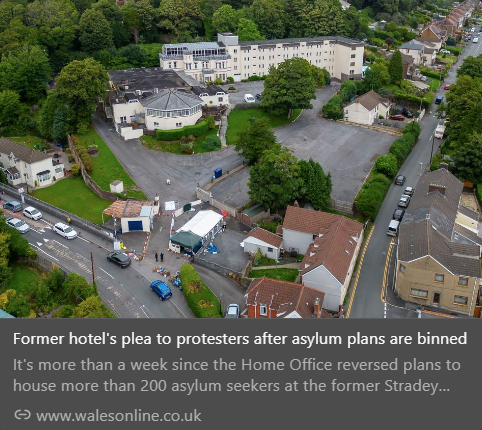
[221,81,265,105]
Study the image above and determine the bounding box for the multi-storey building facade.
[160,33,364,83]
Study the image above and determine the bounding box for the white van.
[244,94,255,103]
[387,220,400,236]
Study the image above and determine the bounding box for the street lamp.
[419,162,424,176]
[429,134,436,168]
[23,173,28,194]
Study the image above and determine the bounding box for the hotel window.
[55,167,62,174]
[350,62,355,66]
[234,49,237,54]
[453,295,468,306]
[351,47,356,50]
[154,122,159,126]
[399,264,406,274]
[351,54,356,58]
[410,288,428,299]
[259,304,267,316]
[458,277,469,286]
[434,274,444,282]
[268,247,273,252]
[176,122,182,128]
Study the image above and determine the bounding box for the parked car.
[389,114,405,121]
[387,219,400,236]
[244,94,255,103]
[6,217,30,233]
[107,251,131,268]
[23,206,42,220]
[404,186,414,196]
[150,280,172,300]
[53,222,77,239]
[2,200,23,212]
[225,304,240,318]
[398,194,411,208]
[473,37,479,43]
[420,76,428,82]
[392,209,405,221]
[440,49,451,54]
[435,96,444,104]
[395,175,406,185]
[444,84,450,90]
[255,93,262,100]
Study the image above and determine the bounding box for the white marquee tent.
[178,210,223,243]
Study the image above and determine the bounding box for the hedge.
[156,120,209,141]
[420,69,447,79]
[180,264,222,318]
[393,92,432,109]
[445,46,462,56]
[322,95,344,119]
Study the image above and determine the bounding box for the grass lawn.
[34,177,111,225]
[8,136,50,151]
[249,268,299,282]
[427,77,441,92]
[141,126,220,154]
[225,108,302,146]
[74,128,147,200]
[6,263,42,296]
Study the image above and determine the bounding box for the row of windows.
[409,288,468,306]
[153,121,183,128]
[146,105,201,118]
[399,265,470,286]
[244,42,337,53]
[37,172,51,183]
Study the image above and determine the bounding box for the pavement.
[347,37,477,319]
[208,166,251,208]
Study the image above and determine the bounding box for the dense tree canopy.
[158,0,203,40]
[248,0,285,39]
[234,117,277,165]
[388,50,403,85]
[212,5,239,34]
[453,132,482,184]
[0,90,22,127]
[298,159,332,210]
[79,9,113,53]
[237,18,263,41]
[456,56,482,79]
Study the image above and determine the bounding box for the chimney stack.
[439,162,449,170]
[293,200,299,208]
[313,298,321,318]
[428,184,446,195]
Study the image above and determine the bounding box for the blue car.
[150,280,172,300]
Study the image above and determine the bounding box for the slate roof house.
[279,205,364,311]
[344,90,391,125]
[395,168,482,317]
[0,138,64,188]
[399,41,425,65]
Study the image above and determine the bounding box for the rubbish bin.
[183,203,192,212]
[214,168,222,179]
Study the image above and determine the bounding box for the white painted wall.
[121,216,151,233]
[145,110,202,131]
[302,264,342,311]
[199,93,229,107]
[112,102,143,124]
[243,237,280,259]
[344,103,372,125]
[282,229,313,255]
[119,127,144,140]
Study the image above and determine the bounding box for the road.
[347,36,478,318]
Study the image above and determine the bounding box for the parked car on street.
[2,200,23,212]
[404,186,414,196]
[150,280,172,300]
[398,194,411,208]
[387,220,400,236]
[244,94,255,103]
[435,96,444,104]
[389,114,405,121]
[255,93,262,100]
[54,222,77,239]
[107,251,131,268]
[444,84,450,90]
[395,175,406,185]
[6,217,30,233]
[225,304,240,318]
[392,209,405,221]
[23,206,42,220]
[473,37,479,43]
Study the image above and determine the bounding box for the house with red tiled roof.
[244,277,330,318]
[280,205,364,311]
[242,227,283,260]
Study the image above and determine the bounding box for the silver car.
[23,206,42,220]
[6,217,30,233]
[398,194,411,208]
[225,304,240,318]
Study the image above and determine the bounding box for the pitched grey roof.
[108,68,185,93]
[348,90,390,111]
[142,89,202,110]
[398,169,481,277]
[400,41,424,50]
[0,138,51,164]
[238,35,363,47]
[191,85,226,96]
[386,51,414,65]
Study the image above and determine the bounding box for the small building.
[243,277,329,318]
[344,90,391,125]
[242,227,283,260]
[399,41,425,65]
[170,210,223,253]
[0,138,64,188]
[102,199,157,233]
[240,203,269,227]
[191,85,229,108]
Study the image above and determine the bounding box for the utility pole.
[429,135,435,168]
[90,252,95,286]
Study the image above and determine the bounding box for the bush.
[228,86,236,90]
[389,140,411,167]
[204,115,215,129]
[202,135,221,151]
[322,95,344,119]
[179,264,222,318]
[476,184,482,209]
[375,153,398,178]
[156,120,209,141]
[71,163,81,176]
[247,75,266,81]
[81,153,92,173]
[355,177,391,220]
[68,156,75,162]
[227,77,234,83]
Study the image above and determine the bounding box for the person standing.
[160,253,164,262]
[155,252,158,262]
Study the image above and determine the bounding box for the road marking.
[29,243,59,262]
[77,236,91,244]
[43,238,49,243]
[30,228,43,234]
[39,229,45,233]
[346,225,375,318]
[169,300,188,318]
[140,305,150,318]
[53,239,68,249]
[380,237,395,303]
[37,242,42,247]
[99,267,114,279]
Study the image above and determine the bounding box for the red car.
[444,84,450,90]
[389,114,405,121]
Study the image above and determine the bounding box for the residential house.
[395,168,482,317]
[437,17,458,36]
[160,33,365,83]
[344,90,391,125]
[385,51,416,80]
[280,205,364,311]
[415,39,437,65]
[420,25,447,48]
[243,277,329,318]
[191,85,229,108]
[242,227,283,260]
[339,0,351,10]
[399,41,425,65]
[0,138,64,188]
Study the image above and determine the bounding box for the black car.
[107,251,131,268]
[255,93,262,100]
[393,209,405,221]
[394,175,406,185]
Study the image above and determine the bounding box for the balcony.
[194,54,231,61]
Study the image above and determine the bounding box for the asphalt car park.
[221,81,265,105]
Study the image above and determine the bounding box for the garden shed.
[102,199,157,233]
[242,227,283,260]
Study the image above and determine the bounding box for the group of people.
[154,252,164,263]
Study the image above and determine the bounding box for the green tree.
[235,117,277,165]
[248,0,286,39]
[79,9,113,53]
[388,50,403,85]
[118,44,147,66]
[362,61,390,92]
[262,57,316,118]
[52,109,68,145]
[31,279,53,313]
[158,0,203,40]
[237,18,263,41]
[55,58,109,130]
[453,132,482,184]
[298,158,332,210]
[0,1,27,32]
[456,56,482,78]
[343,6,362,38]
[374,153,398,178]
[93,0,123,24]
[71,295,114,318]
[0,229,12,288]
[5,294,31,318]
[122,0,156,44]
[0,90,21,127]
[212,5,239,33]
[62,273,96,303]
[71,0,95,14]
[0,45,50,101]
[248,145,301,210]
[46,268,65,292]
[310,65,328,87]
[0,169,7,185]
[0,19,39,55]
